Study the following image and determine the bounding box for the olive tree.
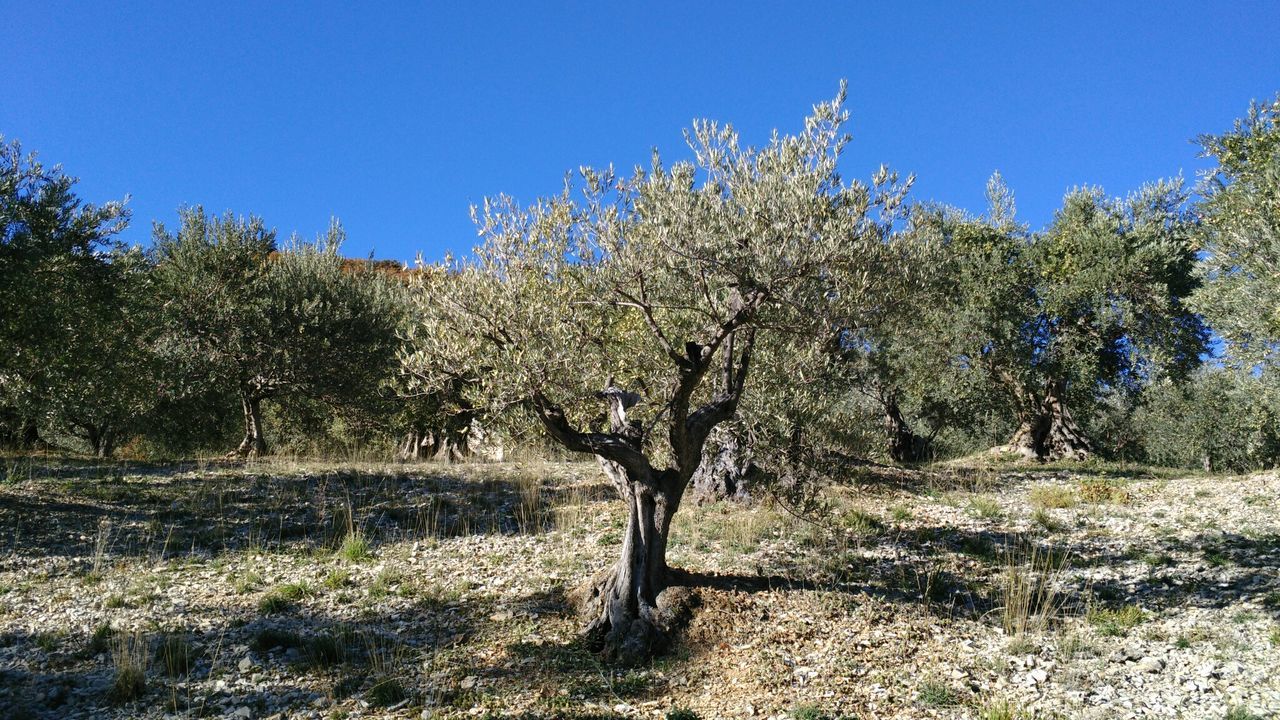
[403,87,915,662]
[1004,182,1207,460]
[41,247,158,457]
[152,209,404,456]
[1190,95,1280,371]
[912,178,1206,461]
[0,138,129,448]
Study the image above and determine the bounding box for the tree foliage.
[0,138,129,447]
[1190,94,1280,370]
[151,208,404,456]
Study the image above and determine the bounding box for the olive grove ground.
[0,457,1277,719]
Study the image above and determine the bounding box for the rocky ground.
[0,456,1276,719]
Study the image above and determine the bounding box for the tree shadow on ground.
[0,593,481,719]
[0,461,611,567]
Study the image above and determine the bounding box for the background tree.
[916,179,1206,461]
[41,246,158,457]
[1008,181,1207,459]
[1136,369,1280,472]
[152,209,404,456]
[832,193,1011,463]
[0,138,129,449]
[392,266,482,462]
[1190,95,1280,372]
[403,87,919,662]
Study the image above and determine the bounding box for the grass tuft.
[969,496,1003,520]
[916,678,960,708]
[1088,603,1147,637]
[1029,484,1076,510]
[108,631,148,703]
[999,539,1071,638]
[154,634,198,677]
[978,698,1027,720]
[337,531,371,562]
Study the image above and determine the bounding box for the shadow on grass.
[0,591,482,719]
[0,460,613,567]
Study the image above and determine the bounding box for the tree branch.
[531,392,652,479]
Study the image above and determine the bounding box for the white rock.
[1135,656,1165,673]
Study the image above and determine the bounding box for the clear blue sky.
[4,2,1278,262]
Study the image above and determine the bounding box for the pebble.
[1136,657,1165,673]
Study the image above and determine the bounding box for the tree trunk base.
[229,396,268,458]
[397,428,471,463]
[570,567,698,666]
[998,383,1093,462]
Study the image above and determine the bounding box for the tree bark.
[1005,379,1092,461]
[234,395,268,457]
[397,428,433,461]
[690,426,761,503]
[883,396,930,463]
[396,426,471,462]
[85,424,117,459]
[573,464,689,665]
[536,298,760,664]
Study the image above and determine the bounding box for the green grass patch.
[1028,485,1076,510]
[969,496,1003,520]
[916,678,960,708]
[337,532,371,562]
[1089,604,1147,637]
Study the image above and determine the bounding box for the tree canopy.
[1191,95,1280,371]
[152,208,405,456]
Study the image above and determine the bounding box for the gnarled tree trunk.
[234,395,268,457]
[1005,379,1092,461]
[397,422,471,463]
[883,395,931,463]
[573,461,690,664]
[84,424,118,459]
[398,395,477,462]
[689,426,761,504]
[534,296,762,665]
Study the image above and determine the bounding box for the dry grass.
[1077,478,1131,504]
[514,472,543,534]
[998,538,1073,639]
[1028,484,1077,510]
[89,518,112,578]
[108,630,148,703]
[363,632,410,707]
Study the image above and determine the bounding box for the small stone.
[232,708,251,719]
[459,675,476,689]
[237,656,253,672]
[1135,657,1165,673]
[1110,647,1142,663]
[1029,668,1049,684]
